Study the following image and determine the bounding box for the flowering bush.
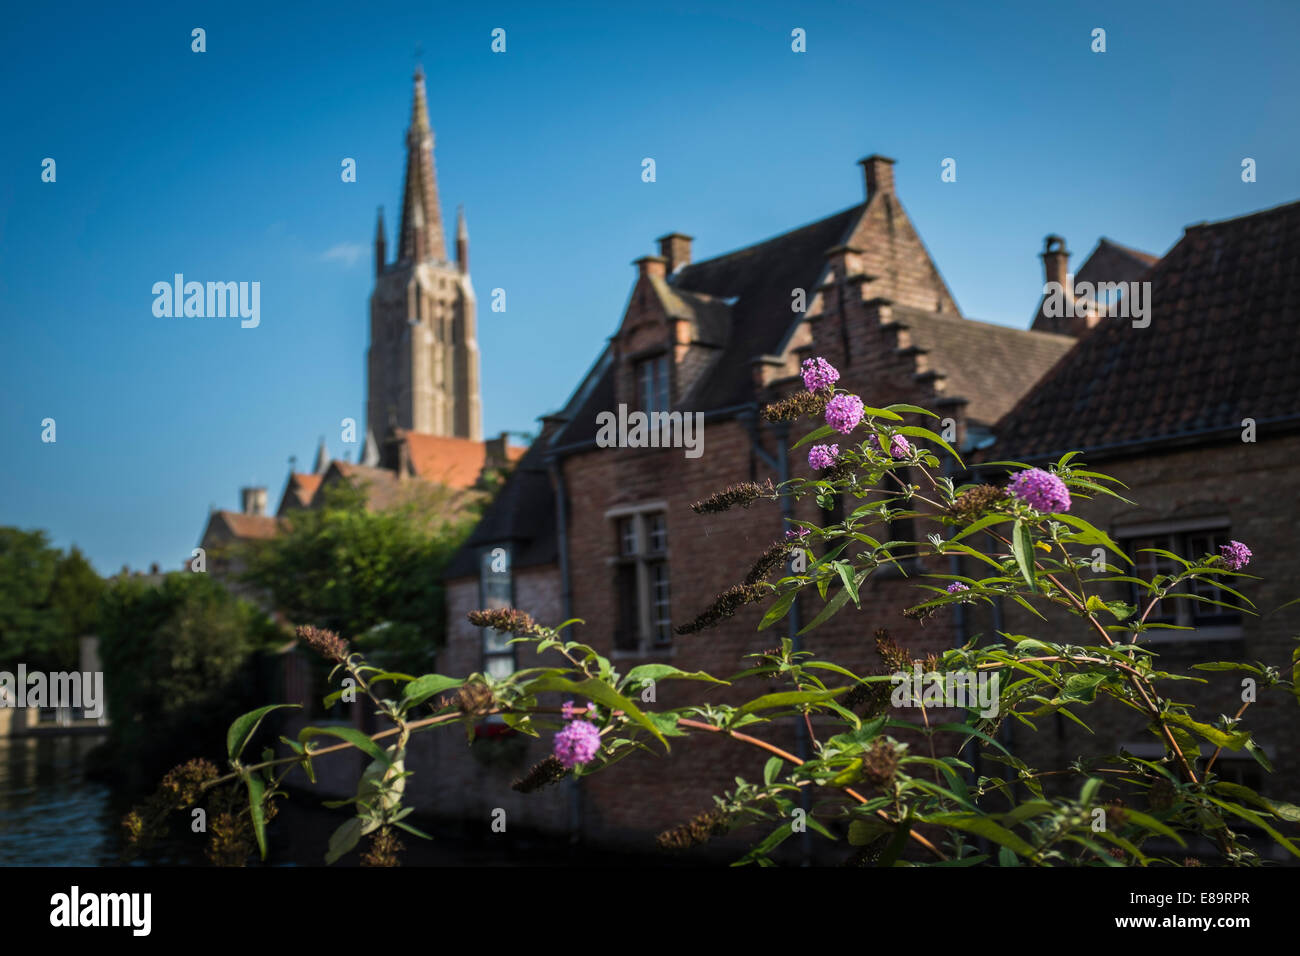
[126,358,1300,867]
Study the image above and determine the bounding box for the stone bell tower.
[367,67,482,442]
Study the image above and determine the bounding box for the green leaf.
[227,704,301,762]
[619,664,728,690]
[952,514,1012,542]
[764,756,783,786]
[882,403,938,419]
[299,725,393,767]
[792,424,835,451]
[1204,798,1300,858]
[1056,514,1132,565]
[922,812,1038,859]
[526,676,667,748]
[393,819,433,840]
[735,687,847,718]
[402,674,465,709]
[1163,713,1250,751]
[848,816,894,846]
[325,817,363,865]
[758,589,798,631]
[244,771,268,861]
[894,425,964,468]
[1011,519,1037,593]
[797,576,861,635]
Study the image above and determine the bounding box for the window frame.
[607,505,672,654]
[1115,518,1243,642]
[478,544,517,679]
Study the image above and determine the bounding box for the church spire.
[374,206,386,277]
[456,205,469,275]
[313,436,329,475]
[398,66,447,264]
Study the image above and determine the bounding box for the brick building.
[978,199,1300,829]
[432,155,1166,852]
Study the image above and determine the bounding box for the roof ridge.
[677,204,863,274]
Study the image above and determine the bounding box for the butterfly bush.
[131,355,1297,869]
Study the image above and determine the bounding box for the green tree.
[240,481,477,672]
[0,528,104,669]
[96,572,283,790]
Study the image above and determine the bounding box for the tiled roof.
[992,199,1300,461]
[395,430,526,488]
[889,307,1077,427]
[214,511,281,540]
[278,472,323,514]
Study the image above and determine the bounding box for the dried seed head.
[656,808,730,850]
[861,739,902,789]
[762,389,832,423]
[467,607,540,636]
[743,540,795,586]
[1147,777,1177,812]
[512,755,568,793]
[297,625,350,664]
[690,480,776,514]
[675,583,769,635]
[948,484,1007,521]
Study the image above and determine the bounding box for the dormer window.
[635,354,670,412]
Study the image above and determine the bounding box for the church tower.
[367,67,482,442]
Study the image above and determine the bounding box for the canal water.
[0,736,698,866]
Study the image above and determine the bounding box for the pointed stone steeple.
[397,66,447,264]
[313,436,329,474]
[456,205,469,275]
[361,428,380,467]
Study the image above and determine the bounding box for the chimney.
[1041,235,1071,298]
[656,233,693,274]
[858,155,896,200]
[240,486,267,516]
[633,255,668,280]
[484,431,510,470]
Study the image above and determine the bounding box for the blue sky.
[2,0,1297,574]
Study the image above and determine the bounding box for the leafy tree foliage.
[0,528,104,669]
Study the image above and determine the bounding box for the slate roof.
[993,199,1300,461]
[555,207,861,448]
[888,307,1076,428]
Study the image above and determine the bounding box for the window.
[479,546,516,679]
[635,355,670,413]
[1119,522,1241,634]
[611,509,671,651]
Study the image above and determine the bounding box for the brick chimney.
[656,233,693,274]
[240,486,267,516]
[858,155,896,200]
[1041,235,1072,304]
[633,255,668,279]
[484,430,510,470]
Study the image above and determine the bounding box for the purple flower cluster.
[553,720,601,769]
[808,443,839,469]
[825,394,864,434]
[1219,540,1252,571]
[785,527,811,540]
[946,582,970,594]
[869,433,912,459]
[801,357,839,392]
[1007,468,1072,513]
